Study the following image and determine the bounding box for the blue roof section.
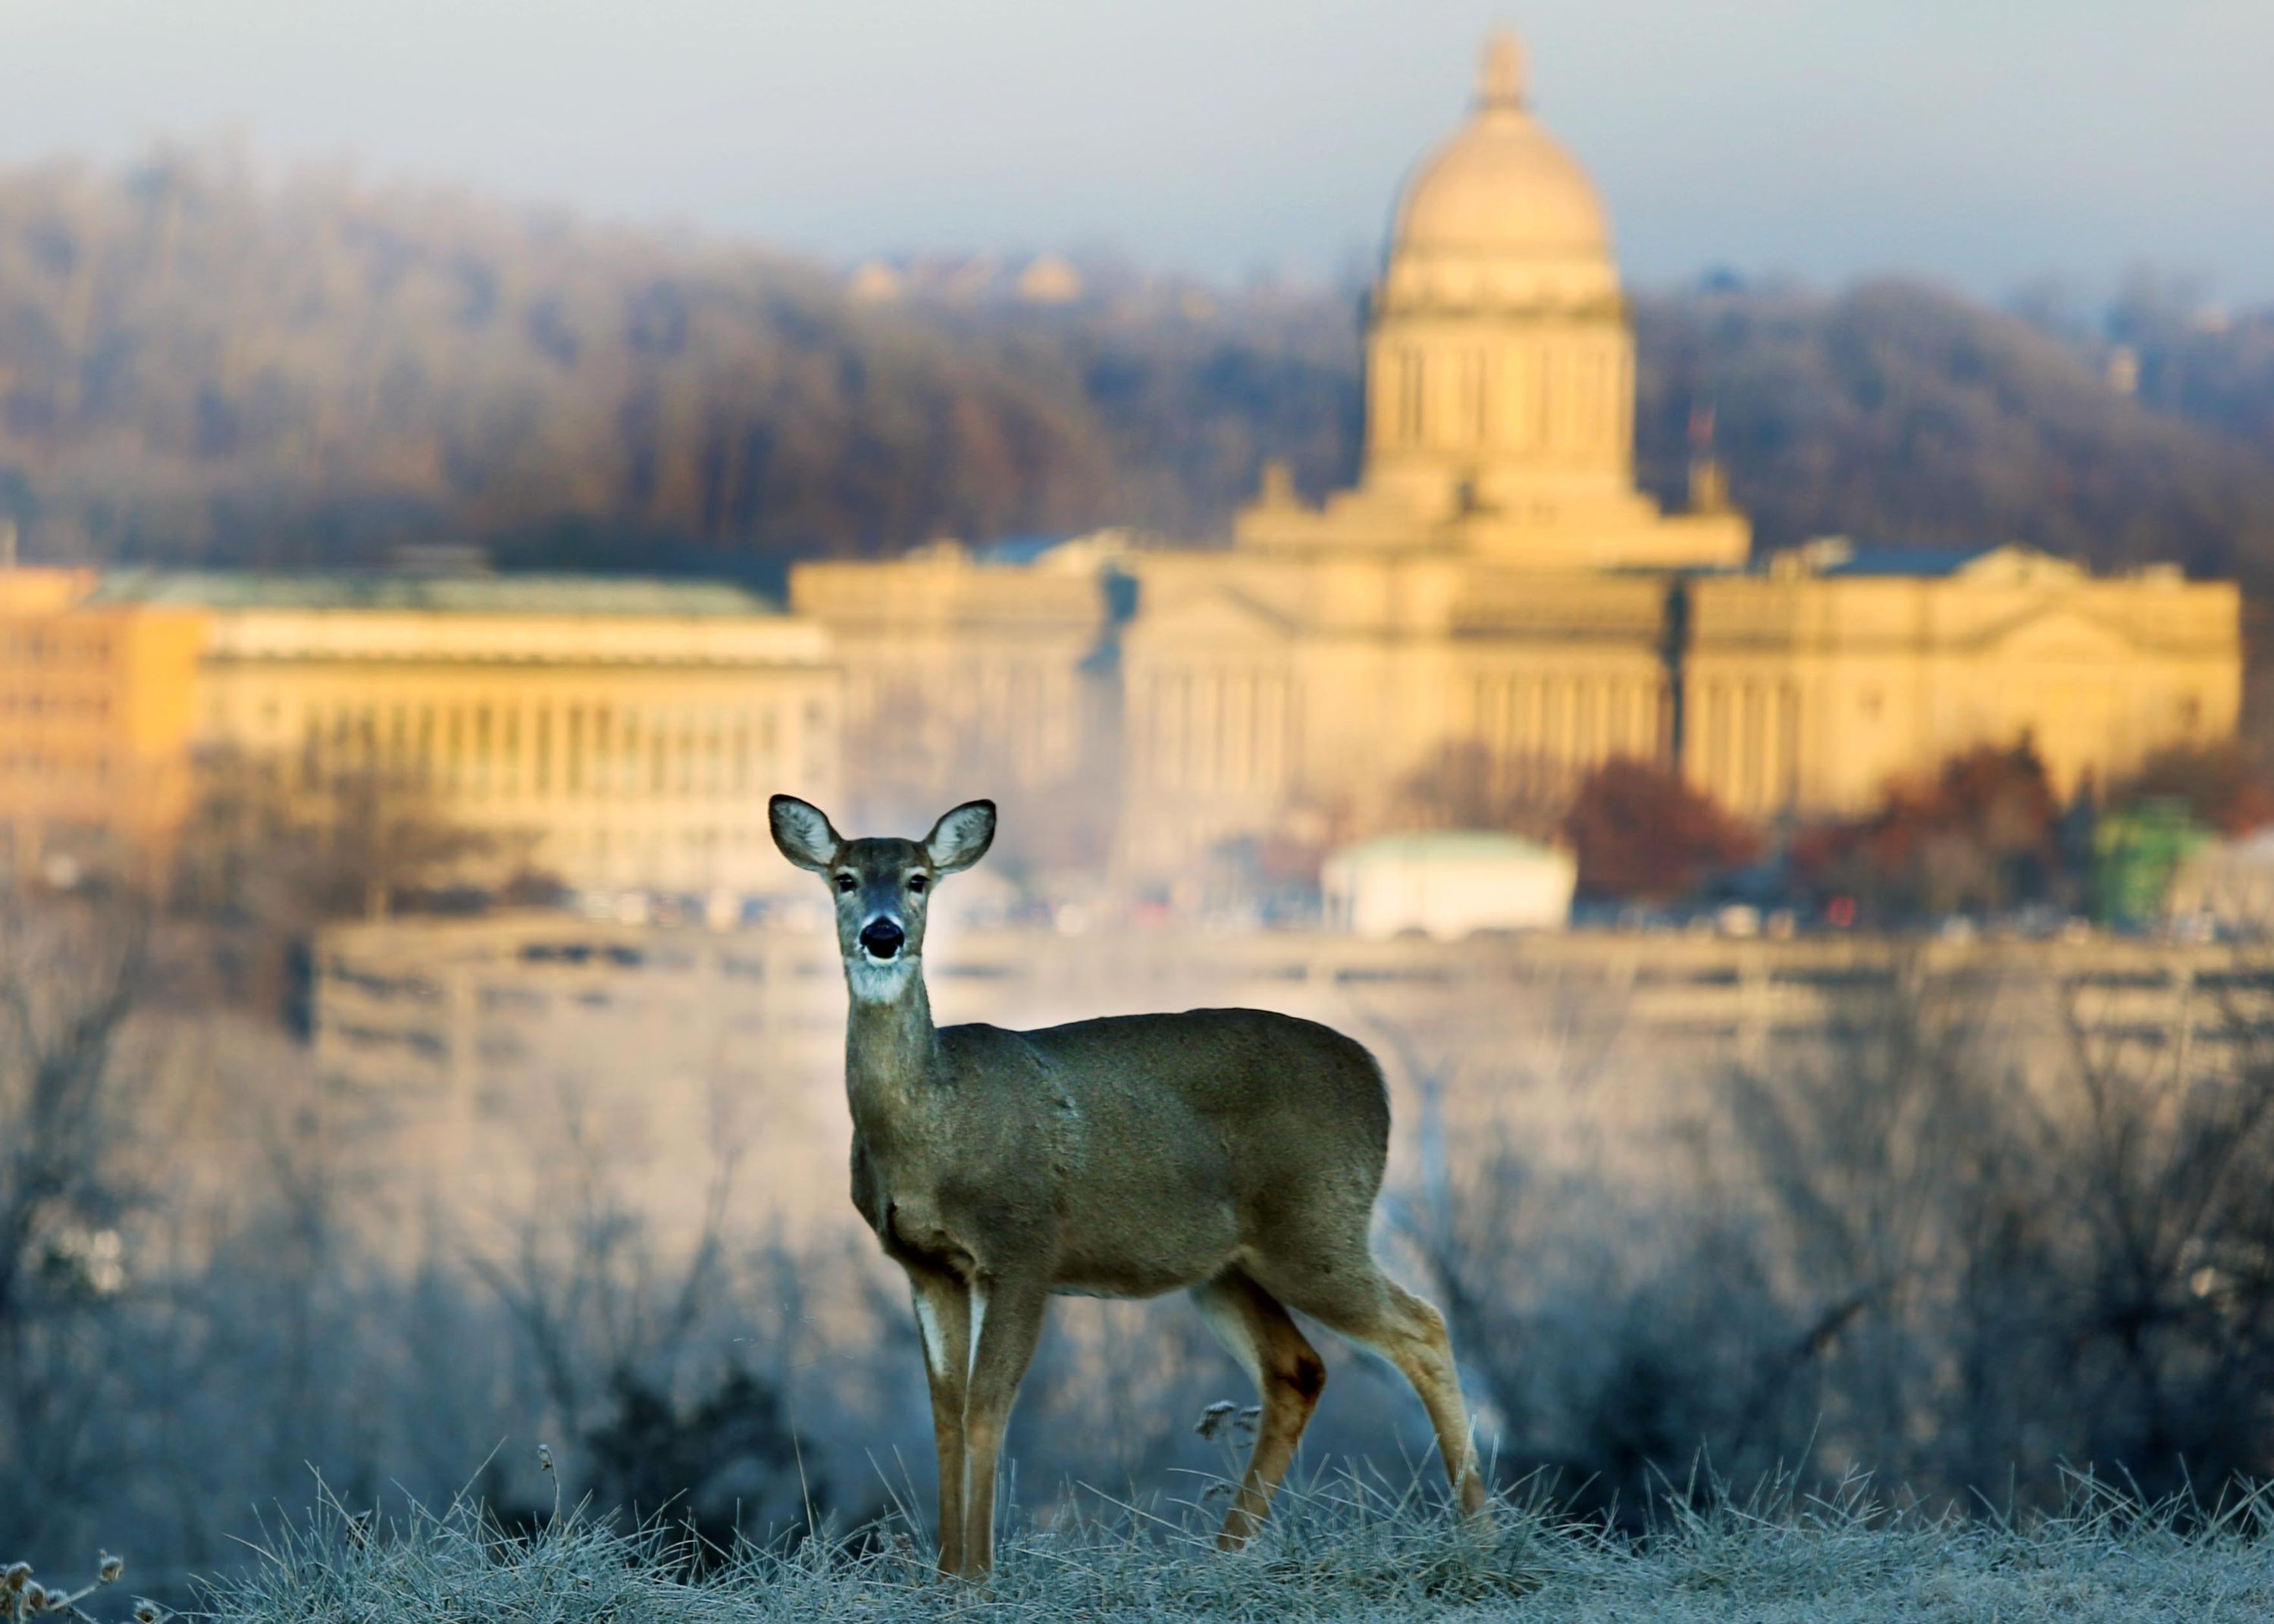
[86,568,781,615]
[1813,543,1999,577]
[971,534,1082,565]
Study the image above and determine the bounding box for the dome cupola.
[1380,29,1618,312]
[1239,24,1746,570]
[1358,27,1634,525]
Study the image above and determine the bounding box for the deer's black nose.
[859,918,905,959]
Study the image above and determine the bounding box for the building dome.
[1336,27,1646,537]
[1382,30,1616,309]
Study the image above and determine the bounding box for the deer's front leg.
[906,1265,972,1577]
[960,1275,1048,1580]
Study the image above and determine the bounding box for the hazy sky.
[5,0,2270,300]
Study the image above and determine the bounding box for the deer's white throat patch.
[847,951,919,1003]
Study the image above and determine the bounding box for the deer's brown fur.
[770,794,1487,1579]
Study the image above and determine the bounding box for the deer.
[769,794,1489,1579]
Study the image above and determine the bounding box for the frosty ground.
[171,1467,2274,1624]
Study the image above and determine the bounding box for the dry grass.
[190,1464,2274,1624]
[0,1551,161,1623]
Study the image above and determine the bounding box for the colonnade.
[1369,333,1632,466]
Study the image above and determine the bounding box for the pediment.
[1123,584,1301,646]
[1953,544,2087,587]
[1979,608,2138,662]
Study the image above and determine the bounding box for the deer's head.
[769,796,997,1000]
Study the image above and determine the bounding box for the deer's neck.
[844,961,943,1128]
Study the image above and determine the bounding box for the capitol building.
[0,30,2244,898]
[793,30,2240,878]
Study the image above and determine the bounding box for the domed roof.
[1391,30,1611,262]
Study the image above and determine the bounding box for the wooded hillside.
[5,152,2272,584]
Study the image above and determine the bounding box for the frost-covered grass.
[199,1468,2274,1624]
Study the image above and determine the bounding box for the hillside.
[1633,280,2274,582]
[5,153,2274,583]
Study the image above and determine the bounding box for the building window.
[1398,349,1424,445]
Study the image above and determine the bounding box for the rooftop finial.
[1477,27,1527,109]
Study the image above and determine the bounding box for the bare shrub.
[1381,947,2274,1519]
[0,893,148,1553]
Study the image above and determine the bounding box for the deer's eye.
[907,874,929,894]
[834,874,857,894]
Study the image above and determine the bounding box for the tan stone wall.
[1685,565,2243,815]
[1363,308,1637,519]
[0,573,210,875]
[1112,553,1683,868]
[799,537,2246,875]
[196,611,839,893]
[789,551,1119,865]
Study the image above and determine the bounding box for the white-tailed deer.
[769,794,1487,1579]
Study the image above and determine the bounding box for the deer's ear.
[769,795,842,873]
[923,799,997,875]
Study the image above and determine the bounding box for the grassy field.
[121,1465,2269,1624]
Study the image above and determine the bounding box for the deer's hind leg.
[1259,1262,1487,1520]
[1190,1269,1327,1548]
[906,1264,973,1576]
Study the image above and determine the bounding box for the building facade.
[1683,542,2239,818]
[0,568,209,879]
[791,30,2241,877]
[787,536,1118,846]
[2,568,840,895]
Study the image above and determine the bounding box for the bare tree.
[2044,956,2274,1494]
[0,892,148,1548]
[468,1083,747,1443]
[1713,948,2274,1504]
[1719,950,2025,1493]
[1389,741,1572,844]
[454,1073,880,1545]
[177,749,542,927]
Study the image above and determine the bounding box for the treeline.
[0,151,1355,573]
[5,151,2274,580]
[1633,280,2274,584]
